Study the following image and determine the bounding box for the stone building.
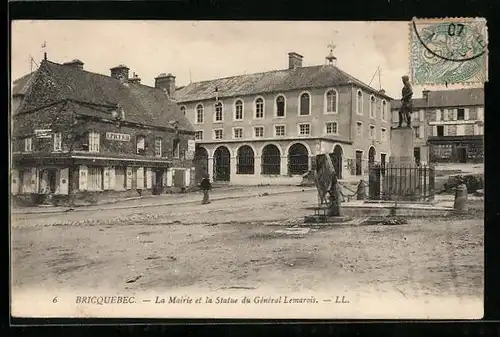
[176,52,393,185]
[391,88,484,164]
[11,56,195,203]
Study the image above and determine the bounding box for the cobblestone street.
[12,187,484,309]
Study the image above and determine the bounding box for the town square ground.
[11,185,483,317]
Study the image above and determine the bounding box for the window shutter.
[444,125,449,136]
[136,167,145,189]
[184,169,191,188]
[436,109,442,121]
[79,165,88,191]
[109,167,116,191]
[103,167,110,190]
[146,168,152,189]
[477,107,484,121]
[419,109,425,121]
[59,168,69,195]
[464,108,470,120]
[11,169,19,195]
[166,168,173,187]
[433,126,437,136]
[126,167,133,189]
[452,109,457,120]
[32,168,39,193]
[419,126,424,139]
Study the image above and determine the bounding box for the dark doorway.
[154,169,163,188]
[414,147,421,165]
[193,146,209,184]
[47,169,57,193]
[437,125,444,137]
[288,143,309,175]
[355,150,363,176]
[457,147,468,163]
[330,145,343,179]
[236,145,255,175]
[368,147,376,166]
[213,146,231,181]
[261,144,281,175]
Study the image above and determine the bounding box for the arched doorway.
[288,143,309,175]
[368,146,376,167]
[329,145,343,179]
[193,146,209,184]
[236,145,255,175]
[261,144,281,175]
[213,146,231,181]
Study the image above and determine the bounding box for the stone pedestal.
[386,127,418,200]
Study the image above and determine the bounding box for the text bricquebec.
[76,296,136,305]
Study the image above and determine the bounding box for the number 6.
[52,297,58,303]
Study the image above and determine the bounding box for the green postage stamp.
[410,17,488,86]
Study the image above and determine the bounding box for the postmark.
[410,17,488,86]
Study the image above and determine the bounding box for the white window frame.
[369,95,376,118]
[274,124,286,137]
[356,90,363,115]
[381,127,387,142]
[274,94,287,118]
[324,88,339,115]
[254,96,265,120]
[381,99,387,121]
[233,127,243,139]
[195,104,204,124]
[369,124,376,140]
[298,91,312,116]
[213,129,223,140]
[180,105,187,117]
[53,132,62,151]
[253,126,264,138]
[298,123,311,136]
[89,131,100,153]
[325,121,339,135]
[154,138,162,157]
[356,121,363,137]
[195,130,203,140]
[24,137,33,152]
[214,101,224,123]
[233,99,244,121]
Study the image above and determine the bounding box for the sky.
[10,20,456,99]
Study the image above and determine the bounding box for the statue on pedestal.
[398,75,413,128]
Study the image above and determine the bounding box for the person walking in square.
[200,173,212,204]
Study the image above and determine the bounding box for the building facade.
[391,88,484,164]
[176,52,393,185]
[11,57,196,203]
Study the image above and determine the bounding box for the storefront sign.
[186,139,196,160]
[106,132,131,142]
[35,129,52,138]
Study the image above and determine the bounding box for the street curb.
[12,187,317,215]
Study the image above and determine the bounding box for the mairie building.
[11,56,196,204]
[176,52,393,185]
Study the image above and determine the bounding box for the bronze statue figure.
[399,75,413,128]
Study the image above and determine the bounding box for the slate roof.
[175,65,393,103]
[12,72,36,97]
[13,60,193,132]
[391,88,484,110]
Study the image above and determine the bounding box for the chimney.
[63,59,84,70]
[155,73,176,99]
[128,72,141,85]
[288,52,303,69]
[110,64,130,82]
[422,89,430,100]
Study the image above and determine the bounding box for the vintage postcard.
[10,20,487,320]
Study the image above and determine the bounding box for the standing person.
[399,75,413,128]
[200,173,212,204]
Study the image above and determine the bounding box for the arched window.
[180,106,186,116]
[255,98,264,119]
[214,102,223,122]
[234,100,243,120]
[276,95,286,117]
[196,104,204,123]
[237,145,255,175]
[288,143,309,175]
[370,95,376,118]
[325,90,337,114]
[261,144,281,175]
[382,100,387,120]
[299,93,310,115]
[356,90,363,115]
